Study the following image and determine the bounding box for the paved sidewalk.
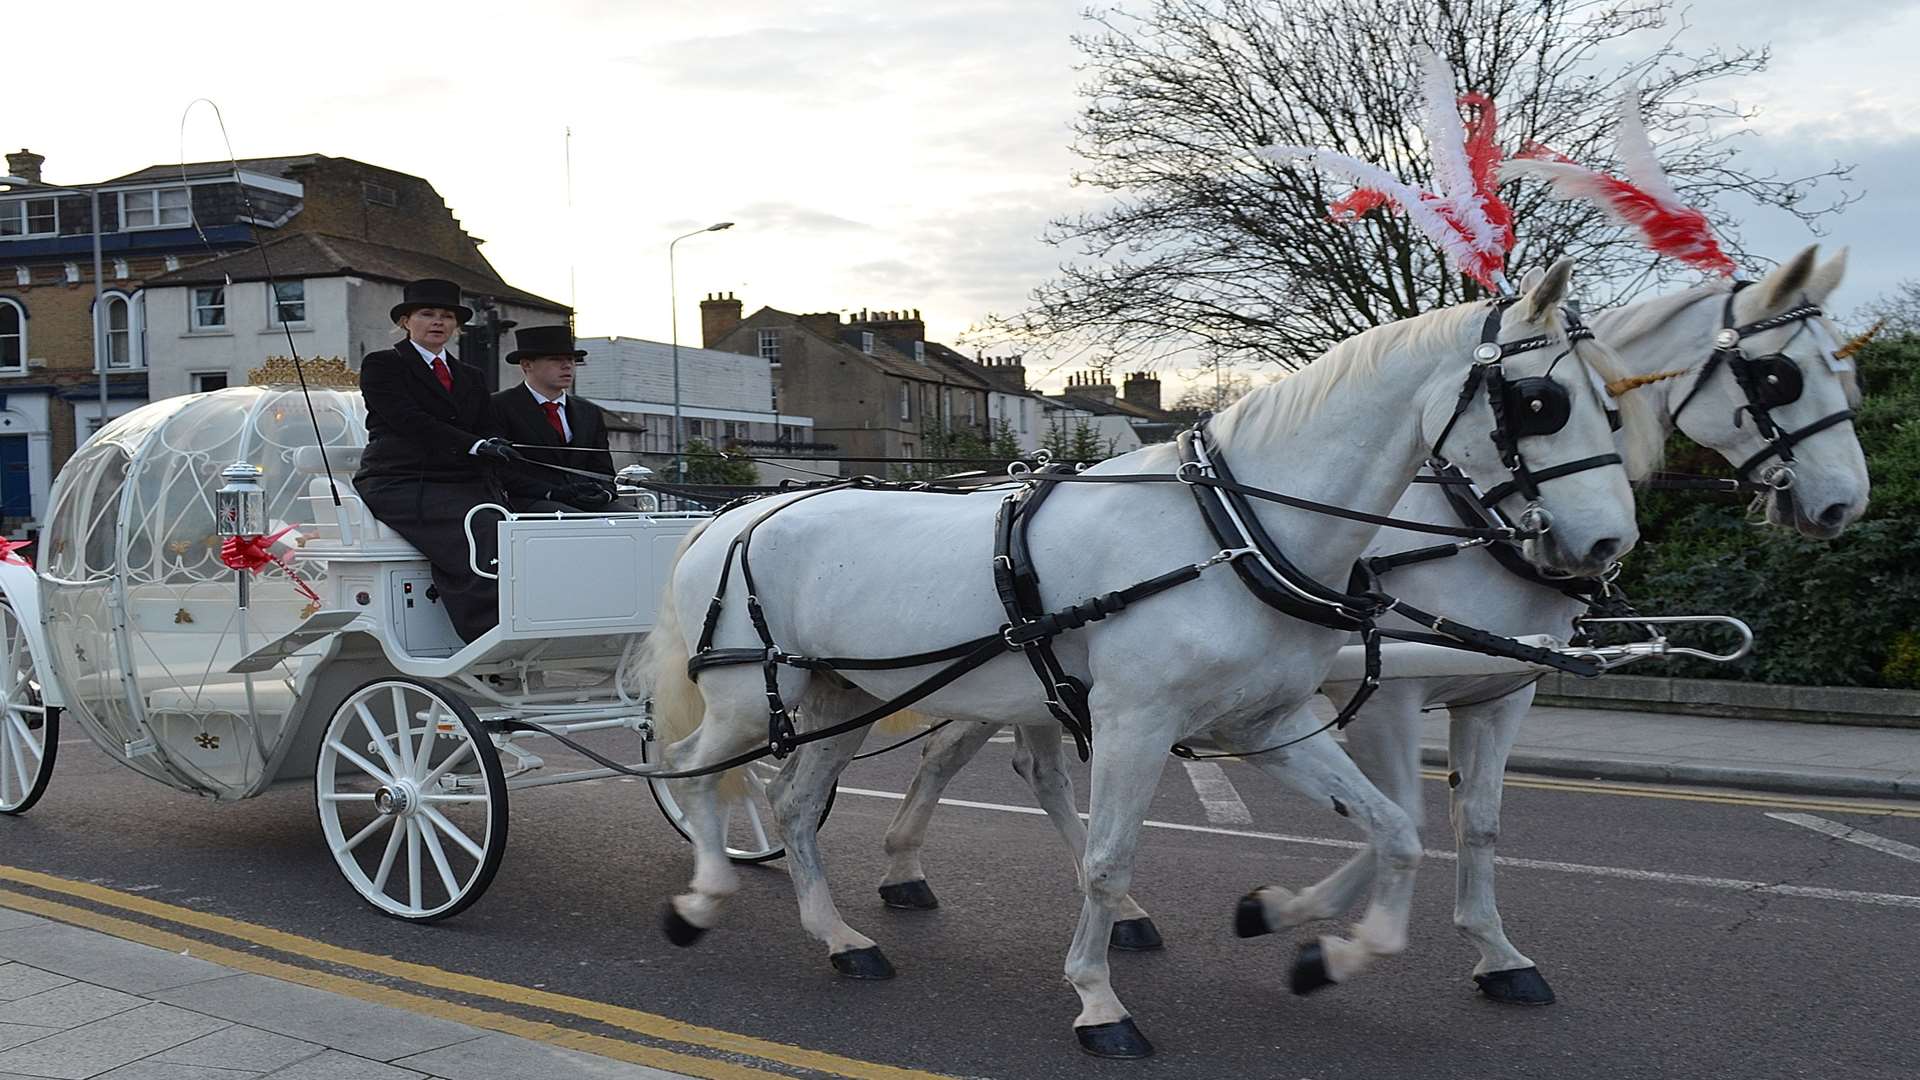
[1409,702,1920,799]
[0,908,689,1080]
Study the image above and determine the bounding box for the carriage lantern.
[216,463,268,540]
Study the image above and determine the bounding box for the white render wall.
[571,336,776,414]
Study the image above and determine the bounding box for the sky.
[7,0,1915,396]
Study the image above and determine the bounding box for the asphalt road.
[9,726,1919,1079]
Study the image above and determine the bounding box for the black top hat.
[390,278,473,324]
[505,325,589,364]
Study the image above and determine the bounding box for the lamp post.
[668,221,733,481]
[0,176,107,440]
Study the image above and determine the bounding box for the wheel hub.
[373,782,416,816]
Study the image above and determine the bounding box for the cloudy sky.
[8,0,1914,393]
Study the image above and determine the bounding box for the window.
[898,383,910,421]
[270,280,306,325]
[778,424,799,445]
[723,420,741,441]
[902,441,915,458]
[101,291,143,369]
[1019,398,1029,434]
[861,331,875,354]
[913,341,925,362]
[967,394,977,425]
[0,298,24,372]
[758,329,781,363]
[0,199,58,238]
[121,188,191,230]
[362,181,398,207]
[687,418,705,439]
[192,371,228,393]
[191,286,226,330]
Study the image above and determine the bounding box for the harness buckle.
[1200,546,1254,570]
[1714,328,1740,350]
[1472,342,1501,364]
[1175,460,1207,484]
[1518,503,1554,537]
[1760,464,1796,491]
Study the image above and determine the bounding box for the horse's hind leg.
[1449,688,1555,1004]
[1012,724,1161,950]
[776,683,894,978]
[661,666,786,946]
[878,720,1001,909]
[1239,703,1422,994]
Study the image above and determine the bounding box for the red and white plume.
[1261,49,1515,292]
[1502,86,1735,276]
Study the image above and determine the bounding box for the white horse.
[644,260,1647,1058]
[873,244,1869,1008]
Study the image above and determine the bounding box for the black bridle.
[1669,285,1856,489]
[1428,300,1625,522]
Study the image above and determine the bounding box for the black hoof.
[1110,917,1164,952]
[878,880,940,910]
[1234,892,1271,939]
[661,903,705,948]
[1290,941,1335,995]
[1075,1017,1154,1058]
[829,945,896,979]
[1474,966,1556,1006]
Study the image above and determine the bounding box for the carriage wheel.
[644,746,837,865]
[315,678,507,921]
[0,602,57,816]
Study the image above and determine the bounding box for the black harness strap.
[995,465,1095,757]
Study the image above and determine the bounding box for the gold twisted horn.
[1606,369,1691,397]
[1834,318,1886,360]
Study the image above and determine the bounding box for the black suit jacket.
[488,385,617,502]
[356,343,495,483]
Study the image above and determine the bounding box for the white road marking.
[1181,760,1252,825]
[836,786,1920,911]
[1767,812,1920,865]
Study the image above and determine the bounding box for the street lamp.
[668,221,734,481]
[0,176,108,440]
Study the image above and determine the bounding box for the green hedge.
[1612,334,1920,688]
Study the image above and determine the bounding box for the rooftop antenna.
[565,125,577,315]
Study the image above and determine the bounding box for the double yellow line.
[1431,770,1920,817]
[0,865,948,1080]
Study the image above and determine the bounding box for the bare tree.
[975,0,1853,371]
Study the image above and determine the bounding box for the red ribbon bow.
[218,525,321,606]
[0,538,29,568]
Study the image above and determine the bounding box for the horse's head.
[1424,257,1640,577]
[1663,245,1869,538]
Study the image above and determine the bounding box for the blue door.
[0,436,29,518]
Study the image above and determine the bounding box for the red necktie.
[541,400,567,440]
[431,357,453,393]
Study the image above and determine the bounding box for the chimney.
[797,311,843,337]
[699,292,741,348]
[981,355,1027,390]
[1070,368,1116,405]
[1123,371,1161,412]
[5,149,44,184]
[848,306,926,353]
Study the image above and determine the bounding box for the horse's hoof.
[1475,966,1556,1005]
[661,903,705,948]
[1110,917,1164,951]
[1234,892,1271,938]
[1075,1017,1154,1058]
[878,880,940,910]
[1290,941,1335,995]
[829,946,896,979]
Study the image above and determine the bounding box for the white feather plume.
[1419,49,1500,256]
[1497,159,1625,215]
[1260,144,1483,274]
[1612,84,1685,209]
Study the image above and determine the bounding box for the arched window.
[99,290,144,370]
[0,297,24,372]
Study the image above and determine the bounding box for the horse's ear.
[1523,257,1575,324]
[1517,266,1547,294]
[1753,244,1820,313]
[1806,246,1848,304]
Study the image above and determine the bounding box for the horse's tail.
[643,519,745,798]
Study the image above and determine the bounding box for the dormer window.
[0,198,59,239]
[913,341,925,362]
[121,187,191,230]
[861,331,875,354]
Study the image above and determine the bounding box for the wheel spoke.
[321,792,376,802]
[414,701,440,780]
[419,793,489,803]
[0,729,14,804]
[420,804,486,861]
[390,687,417,776]
[417,740,474,790]
[406,819,423,911]
[6,713,40,762]
[338,813,393,856]
[325,740,393,786]
[6,729,30,794]
[737,797,771,853]
[356,703,404,779]
[416,813,462,899]
[371,818,406,891]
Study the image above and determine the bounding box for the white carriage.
[0,367,803,921]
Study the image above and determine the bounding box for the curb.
[1417,746,1920,802]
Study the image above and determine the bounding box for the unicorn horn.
[1605,369,1692,398]
[1834,318,1887,360]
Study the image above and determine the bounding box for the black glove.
[474,437,522,462]
[552,480,615,508]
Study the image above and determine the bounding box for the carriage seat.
[290,447,428,559]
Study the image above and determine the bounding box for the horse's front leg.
[1239,703,1422,994]
[1064,723,1174,1058]
[878,720,1002,910]
[1238,682,1428,934]
[1449,687,1555,1004]
[1012,724,1162,951]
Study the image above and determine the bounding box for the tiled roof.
[143,232,567,312]
[103,156,320,184]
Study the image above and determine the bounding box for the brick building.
[0,148,558,534]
